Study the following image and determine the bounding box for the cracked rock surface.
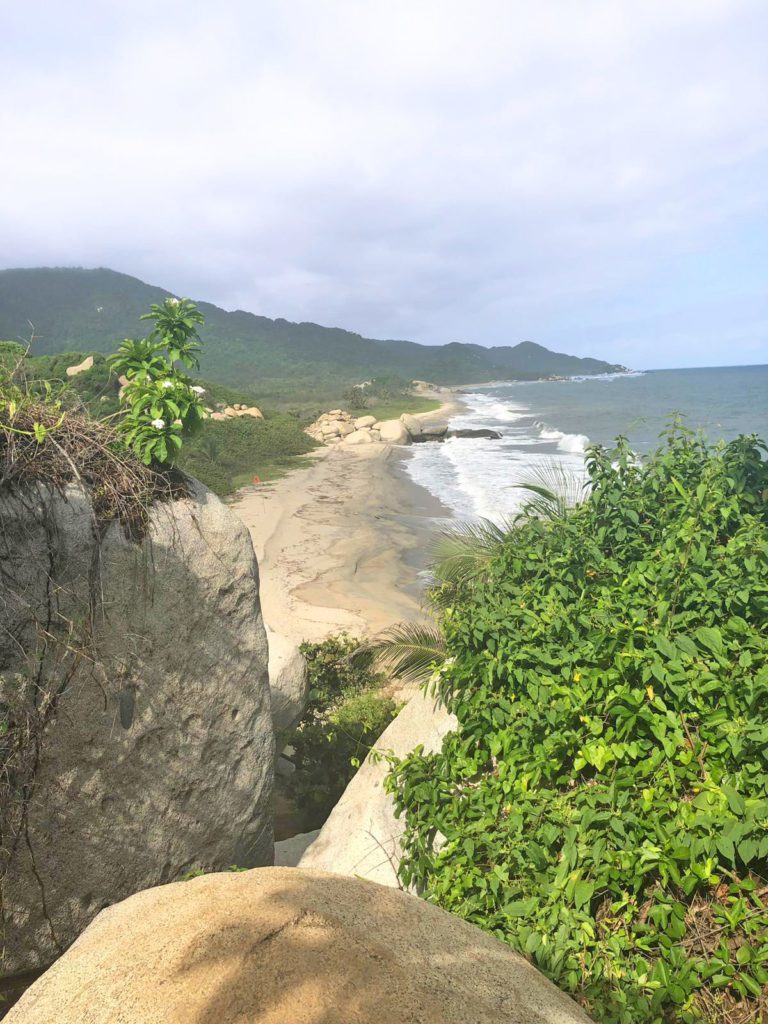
[7,867,593,1023]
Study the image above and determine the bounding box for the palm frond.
[514,459,589,520]
[427,517,511,593]
[352,622,447,682]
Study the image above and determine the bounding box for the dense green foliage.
[387,430,768,1023]
[177,412,317,495]
[9,337,317,495]
[109,298,206,466]
[286,635,398,827]
[0,268,625,401]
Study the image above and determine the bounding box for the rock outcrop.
[399,412,423,438]
[305,405,504,449]
[265,626,309,735]
[273,830,320,866]
[300,689,456,886]
[7,868,593,1024]
[411,379,441,394]
[220,404,263,419]
[446,427,503,440]
[304,409,356,443]
[64,355,94,377]
[343,427,374,445]
[305,410,440,447]
[376,418,411,444]
[0,480,274,975]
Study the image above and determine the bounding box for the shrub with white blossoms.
[109,298,207,466]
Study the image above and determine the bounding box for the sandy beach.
[231,394,461,649]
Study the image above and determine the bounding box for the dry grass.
[0,401,186,538]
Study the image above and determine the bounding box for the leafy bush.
[109,298,206,465]
[343,385,369,410]
[285,635,398,827]
[299,634,382,720]
[0,341,26,370]
[387,430,768,1023]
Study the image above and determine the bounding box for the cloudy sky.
[1,0,766,368]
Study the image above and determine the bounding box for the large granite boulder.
[377,418,411,445]
[265,626,309,735]
[64,355,94,377]
[400,412,423,438]
[0,480,274,976]
[7,868,593,1023]
[273,829,320,866]
[341,428,374,445]
[300,689,456,886]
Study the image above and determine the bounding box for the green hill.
[0,267,625,402]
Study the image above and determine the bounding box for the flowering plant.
[109,298,207,466]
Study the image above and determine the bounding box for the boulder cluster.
[306,409,503,447]
[305,410,444,447]
[207,403,263,422]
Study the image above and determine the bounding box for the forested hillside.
[0,268,625,402]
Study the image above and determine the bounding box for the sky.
[1,0,766,369]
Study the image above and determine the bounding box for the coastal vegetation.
[177,414,317,495]
[1,302,319,497]
[108,297,206,465]
[364,394,442,420]
[284,635,399,828]
[383,429,768,1023]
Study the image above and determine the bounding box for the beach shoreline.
[230,392,462,651]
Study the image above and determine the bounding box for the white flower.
[161,380,173,389]
[167,297,179,306]
[191,385,206,395]
[150,418,166,430]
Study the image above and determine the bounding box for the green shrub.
[109,298,206,465]
[343,385,369,410]
[289,690,398,827]
[387,429,768,1024]
[286,635,398,827]
[177,411,317,495]
[0,341,26,370]
[299,633,381,720]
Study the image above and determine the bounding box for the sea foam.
[404,390,589,524]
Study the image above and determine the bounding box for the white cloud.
[0,0,766,365]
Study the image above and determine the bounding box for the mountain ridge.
[0,267,626,399]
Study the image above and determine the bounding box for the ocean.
[404,365,768,524]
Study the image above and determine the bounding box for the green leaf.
[573,880,594,910]
[721,785,745,816]
[715,833,735,862]
[505,898,537,918]
[695,626,724,656]
[740,974,763,998]
[737,838,758,864]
